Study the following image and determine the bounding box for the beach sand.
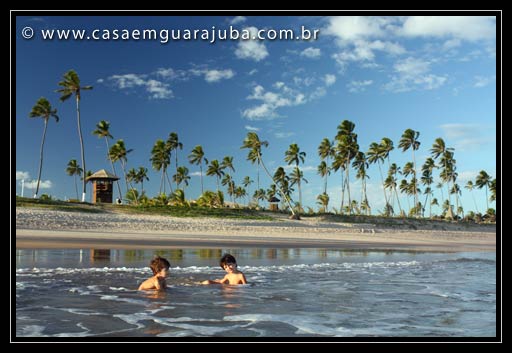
[15,208,496,252]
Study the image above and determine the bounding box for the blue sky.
[15,14,497,214]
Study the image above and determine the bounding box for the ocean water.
[15,249,496,338]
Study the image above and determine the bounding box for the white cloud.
[324,16,387,44]
[106,74,173,99]
[400,16,496,41]
[274,132,295,138]
[384,57,447,92]
[440,123,494,151]
[347,80,373,93]
[245,125,260,131]
[324,74,336,86]
[24,179,53,189]
[283,165,316,172]
[16,171,30,180]
[457,170,480,183]
[230,16,247,25]
[248,69,258,76]
[442,38,461,50]
[190,171,204,177]
[203,69,235,83]
[235,27,269,62]
[96,78,104,83]
[473,75,495,88]
[300,47,321,58]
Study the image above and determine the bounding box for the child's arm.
[240,273,248,284]
[201,275,229,285]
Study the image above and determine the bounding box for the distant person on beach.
[138,256,170,291]
[201,253,247,285]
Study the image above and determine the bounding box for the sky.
[14,13,498,214]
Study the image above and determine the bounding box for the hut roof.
[86,169,120,181]
[268,196,280,203]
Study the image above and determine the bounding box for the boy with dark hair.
[201,253,247,285]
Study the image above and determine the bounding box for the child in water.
[138,256,170,291]
[201,253,247,285]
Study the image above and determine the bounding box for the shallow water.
[15,248,496,338]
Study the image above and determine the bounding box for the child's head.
[150,256,170,275]
[219,253,237,270]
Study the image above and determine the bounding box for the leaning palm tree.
[336,120,359,215]
[475,170,492,210]
[66,159,82,200]
[93,120,122,200]
[188,145,207,194]
[241,132,297,218]
[399,129,421,213]
[56,70,92,202]
[109,139,133,195]
[29,97,59,198]
[367,141,389,215]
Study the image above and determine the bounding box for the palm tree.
[66,159,82,200]
[29,98,59,198]
[188,145,207,194]
[317,193,329,213]
[421,157,436,217]
[489,178,496,203]
[206,159,224,192]
[241,132,297,217]
[247,148,261,190]
[136,167,149,194]
[399,129,421,212]
[173,166,190,189]
[318,138,334,195]
[430,138,455,215]
[285,143,306,209]
[242,176,254,205]
[353,151,370,215]
[336,120,359,215]
[150,139,171,194]
[290,166,308,211]
[367,142,390,215]
[93,120,122,200]
[167,132,183,189]
[109,139,133,195]
[221,156,235,177]
[56,70,92,202]
[388,163,403,216]
[475,170,492,210]
[465,181,479,213]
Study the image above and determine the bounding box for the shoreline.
[15,208,496,252]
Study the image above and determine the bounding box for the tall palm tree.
[318,138,334,195]
[66,159,82,200]
[241,132,296,217]
[430,138,455,215]
[421,158,436,217]
[388,163,403,216]
[167,132,183,189]
[136,167,149,194]
[188,145,207,194]
[465,181,479,213]
[93,120,122,200]
[29,98,59,198]
[56,70,92,202]
[206,159,224,192]
[475,170,492,210]
[247,148,261,190]
[150,139,171,194]
[336,120,359,215]
[109,139,133,195]
[221,156,235,175]
[399,129,421,212]
[367,142,389,215]
[221,174,235,202]
[242,176,254,205]
[353,151,370,215]
[285,143,306,209]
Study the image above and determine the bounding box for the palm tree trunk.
[412,149,418,212]
[74,174,79,200]
[340,171,345,214]
[471,192,479,213]
[175,153,179,190]
[165,169,173,194]
[105,138,122,200]
[76,97,87,202]
[258,153,296,216]
[200,162,204,194]
[377,162,389,215]
[485,186,489,211]
[34,119,48,198]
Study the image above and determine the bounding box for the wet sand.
[15,208,496,252]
